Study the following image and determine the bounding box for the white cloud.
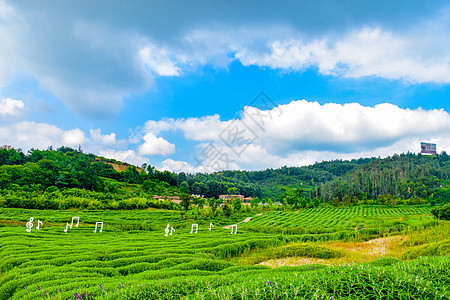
[0,98,24,115]
[138,133,175,156]
[90,129,116,145]
[241,101,450,153]
[62,128,85,146]
[1,2,450,120]
[139,43,180,76]
[0,121,89,150]
[143,115,227,141]
[233,26,450,84]
[143,119,177,135]
[144,100,450,154]
[159,159,203,173]
[140,100,450,172]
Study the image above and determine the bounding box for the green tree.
[232,197,242,212]
[192,182,208,196]
[250,197,259,208]
[196,197,205,210]
[431,203,450,220]
[227,187,238,195]
[386,193,395,206]
[331,197,340,207]
[313,196,321,208]
[208,197,217,213]
[180,194,192,213]
[378,194,387,205]
[180,181,190,194]
[343,194,351,206]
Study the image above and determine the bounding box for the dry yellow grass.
[260,257,332,267]
[259,235,408,268]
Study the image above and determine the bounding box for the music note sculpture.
[190,223,198,234]
[71,216,80,228]
[36,220,43,230]
[209,223,214,231]
[165,224,170,237]
[94,222,103,233]
[230,224,237,234]
[26,217,34,233]
[64,216,80,233]
[165,224,175,237]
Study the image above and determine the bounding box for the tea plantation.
[0,207,449,299]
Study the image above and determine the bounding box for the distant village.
[152,194,279,206]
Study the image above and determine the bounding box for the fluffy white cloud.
[144,100,450,153]
[0,98,24,116]
[143,115,227,141]
[235,27,450,83]
[0,121,87,150]
[62,129,85,146]
[139,43,180,76]
[159,159,203,173]
[138,133,175,156]
[241,101,450,153]
[141,100,450,172]
[90,129,116,145]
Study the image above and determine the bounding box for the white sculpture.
[64,216,80,233]
[165,224,175,236]
[165,224,170,237]
[230,224,237,234]
[94,222,103,233]
[36,220,43,230]
[71,216,80,228]
[26,217,34,233]
[190,223,198,234]
[209,223,214,231]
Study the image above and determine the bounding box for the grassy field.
[0,206,449,299]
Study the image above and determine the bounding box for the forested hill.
[209,157,376,199]
[0,147,372,202]
[317,152,450,205]
[0,147,262,200]
[1,146,449,207]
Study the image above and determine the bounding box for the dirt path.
[223,214,261,229]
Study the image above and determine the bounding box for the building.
[1,145,12,150]
[243,197,252,206]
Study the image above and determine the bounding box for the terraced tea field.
[0,206,448,299]
[241,206,433,238]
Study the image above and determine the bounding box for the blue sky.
[1,0,450,172]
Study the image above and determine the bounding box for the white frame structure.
[94,222,103,233]
[190,223,198,234]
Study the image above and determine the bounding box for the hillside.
[317,152,450,205]
[0,147,263,210]
[1,146,450,209]
[204,157,377,199]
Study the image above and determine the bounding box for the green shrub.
[431,203,450,220]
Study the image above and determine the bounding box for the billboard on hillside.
[421,142,437,155]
